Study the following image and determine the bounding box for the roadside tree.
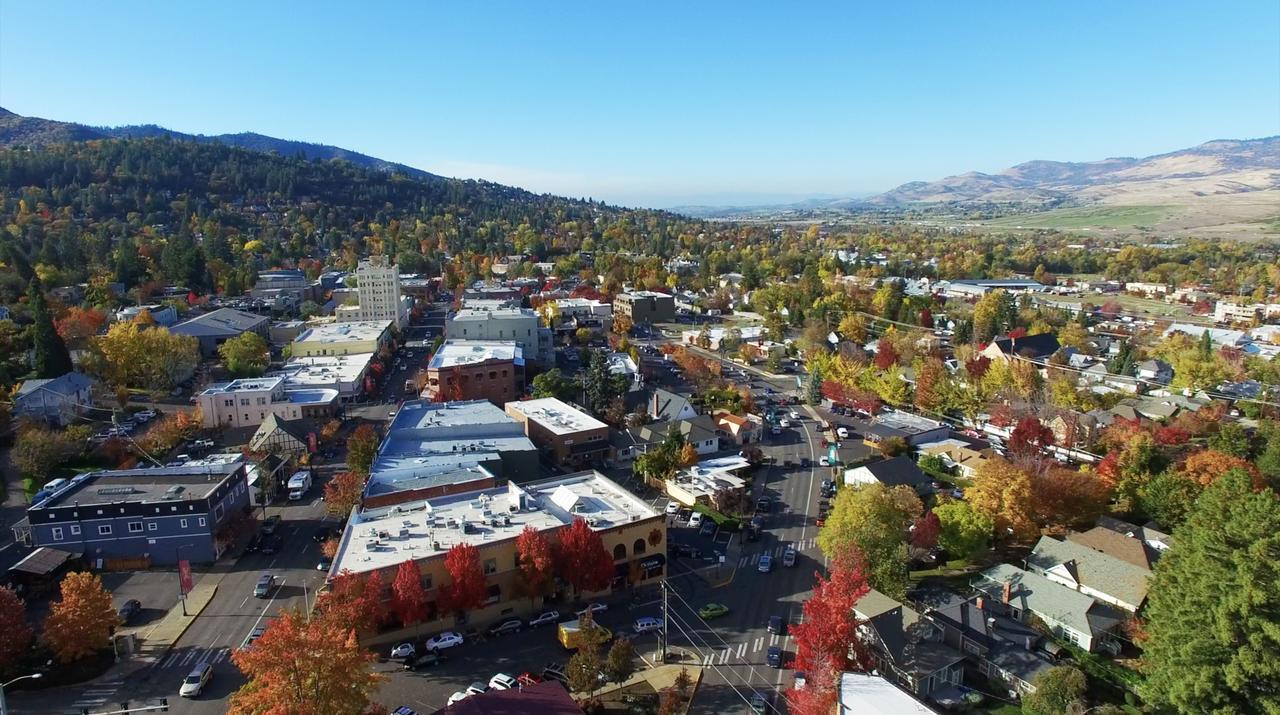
[43,571,118,663]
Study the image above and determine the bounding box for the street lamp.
[0,673,43,715]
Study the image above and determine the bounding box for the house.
[714,411,762,445]
[853,589,965,699]
[650,388,699,422]
[1163,323,1250,348]
[1027,535,1152,612]
[836,672,938,714]
[979,334,1061,363]
[1046,412,1100,450]
[248,413,314,458]
[13,372,94,427]
[974,564,1126,653]
[1094,516,1173,557]
[610,416,720,462]
[864,411,950,447]
[924,590,1058,697]
[917,441,991,479]
[1135,359,1172,385]
[664,457,750,508]
[168,308,271,358]
[844,456,932,491]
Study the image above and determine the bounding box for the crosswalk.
[70,677,126,710]
[738,539,816,568]
[700,632,791,666]
[158,645,233,670]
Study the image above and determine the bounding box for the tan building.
[195,377,339,429]
[329,473,666,633]
[351,255,409,328]
[292,320,393,358]
[424,340,524,405]
[504,397,610,468]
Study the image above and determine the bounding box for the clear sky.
[2,1,1277,208]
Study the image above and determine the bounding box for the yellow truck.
[557,620,612,650]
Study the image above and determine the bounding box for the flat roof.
[429,340,521,369]
[269,353,373,387]
[293,320,391,344]
[450,307,537,321]
[169,307,268,337]
[618,291,671,299]
[31,456,245,509]
[838,672,935,714]
[873,411,944,434]
[505,397,607,435]
[334,471,658,575]
[201,377,283,395]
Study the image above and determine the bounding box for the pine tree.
[28,280,72,378]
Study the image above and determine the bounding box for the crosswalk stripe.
[736,641,747,658]
[718,649,730,665]
[753,636,764,652]
[703,653,713,666]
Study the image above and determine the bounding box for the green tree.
[816,482,921,598]
[346,424,379,476]
[1137,469,1203,529]
[603,637,637,683]
[531,367,575,400]
[804,365,823,405]
[218,331,270,377]
[932,500,992,560]
[28,280,72,378]
[1139,469,1280,713]
[1021,666,1087,715]
[1208,422,1253,459]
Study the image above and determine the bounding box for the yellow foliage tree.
[968,458,1038,542]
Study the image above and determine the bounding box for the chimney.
[975,596,985,611]
[1002,580,1012,604]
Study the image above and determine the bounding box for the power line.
[661,604,781,713]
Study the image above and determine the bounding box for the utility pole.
[660,579,669,664]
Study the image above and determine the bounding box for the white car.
[633,616,663,634]
[179,663,212,698]
[779,419,791,428]
[688,512,704,529]
[488,673,518,690]
[577,602,608,617]
[789,410,800,420]
[425,631,464,652]
[447,692,469,706]
[665,501,680,515]
[529,610,560,628]
[390,642,416,659]
[836,427,850,439]
[819,457,830,467]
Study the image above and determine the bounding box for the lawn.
[984,205,1176,230]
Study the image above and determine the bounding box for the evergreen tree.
[28,280,72,378]
[1140,469,1280,713]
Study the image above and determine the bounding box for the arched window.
[633,538,646,555]
[613,544,627,561]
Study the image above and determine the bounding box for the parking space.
[101,570,182,628]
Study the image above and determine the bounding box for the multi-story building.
[115,304,179,327]
[292,320,393,357]
[504,397,611,468]
[328,472,665,632]
[543,298,613,334]
[613,291,675,325]
[348,255,409,328]
[268,353,375,403]
[23,455,251,565]
[364,400,539,508]
[196,376,339,428]
[424,340,524,404]
[447,307,552,366]
[169,308,271,358]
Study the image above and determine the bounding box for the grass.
[984,205,1176,230]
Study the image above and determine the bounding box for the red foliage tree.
[556,517,616,595]
[0,586,33,672]
[786,662,840,715]
[442,543,487,614]
[911,511,941,550]
[1007,326,1028,340]
[1009,415,1054,460]
[873,339,899,370]
[54,307,107,349]
[918,307,934,329]
[515,526,555,601]
[850,390,883,416]
[791,547,873,674]
[317,570,388,634]
[1154,425,1190,446]
[965,355,992,380]
[987,403,1016,428]
[390,560,428,626]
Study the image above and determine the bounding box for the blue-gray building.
[24,456,251,566]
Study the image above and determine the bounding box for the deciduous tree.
[933,499,993,559]
[324,471,365,518]
[1022,666,1087,715]
[603,637,636,683]
[83,320,199,391]
[817,483,920,598]
[315,570,387,634]
[531,368,575,401]
[390,560,428,626]
[43,571,118,663]
[0,586,33,672]
[1178,449,1262,488]
[968,458,1038,542]
[229,608,384,715]
[556,517,615,595]
[678,442,700,467]
[515,525,554,602]
[442,543,487,614]
[791,547,873,673]
[219,331,270,377]
[911,511,941,550]
[346,425,379,476]
[1009,415,1054,462]
[54,306,107,350]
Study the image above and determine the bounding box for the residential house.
[974,564,1126,653]
[1135,359,1172,385]
[853,589,965,699]
[844,456,932,492]
[248,413,314,458]
[925,590,1058,697]
[917,441,992,479]
[864,411,950,447]
[649,388,700,422]
[835,672,936,714]
[979,334,1061,363]
[1027,535,1152,613]
[13,372,94,427]
[1046,412,1101,450]
[714,411,762,445]
[1094,516,1173,558]
[610,416,720,462]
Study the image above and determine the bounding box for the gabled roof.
[169,307,269,338]
[853,456,930,489]
[977,564,1123,638]
[990,333,1061,359]
[15,372,93,398]
[1066,527,1155,571]
[250,413,311,450]
[651,387,695,420]
[1028,536,1151,607]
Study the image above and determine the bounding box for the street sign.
[178,559,193,594]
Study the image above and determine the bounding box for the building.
[364,400,539,508]
[13,372,94,427]
[613,291,675,325]
[168,308,272,358]
[942,279,1043,298]
[1124,282,1169,297]
[836,672,937,715]
[864,411,950,448]
[196,376,339,429]
[447,307,552,366]
[852,589,965,701]
[926,591,1058,697]
[917,440,991,479]
[268,353,375,403]
[24,456,250,565]
[424,340,523,404]
[1027,535,1151,613]
[843,456,932,491]
[974,564,1125,653]
[1135,359,1173,385]
[430,680,583,715]
[610,416,721,463]
[293,320,393,357]
[1163,323,1250,348]
[714,411,762,445]
[248,413,314,458]
[268,320,307,346]
[328,472,665,631]
[350,255,409,328]
[681,326,766,351]
[115,304,178,327]
[649,388,700,422]
[504,397,610,468]
[979,333,1061,363]
[606,352,643,391]
[664,456,751,508]
[543,298,612,333]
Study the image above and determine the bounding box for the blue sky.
[2,1,1277,207]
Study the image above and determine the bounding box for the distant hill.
[0,107,439,180]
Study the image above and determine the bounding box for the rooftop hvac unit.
[399,528,409,539]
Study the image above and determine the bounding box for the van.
[688,512,704,529]
[179,662,213,697]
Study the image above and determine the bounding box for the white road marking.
[736,641,747,659]
[753,636,764,652]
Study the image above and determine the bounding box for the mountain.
[0,107,438,180]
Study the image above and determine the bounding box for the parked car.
[789,410,800,420]
[317,557,333,572]
[665,501,680,515]
[755,497,772,513]
[446,692,469,706]
[425,631,464,652]
[117,599,142,625]
[488,673,518,690]
[767,646,783,668]
[699,520,717,536]
[576,602,608,617]
[134,409,157,421]
[688,512,704,529]
[179,662,213,697]
[261,515,282,535]
[390,642,416,660]
[633,616,663,634]
[541,664,570,686]
[528,610,560,628]
[465,682,489,697]
[768,615,786,635]
[750,692,773,713]
[312,526,335,542]
[698,603,730,619]
[758,554,773,573]
[487,618,523,637]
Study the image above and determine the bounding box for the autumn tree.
[230,608,384,715]
[442,543,487,614]
[0,586,33,672]
[1177,449,1262,488]
[603,637,637,683]
[324,471,366,518]
[391,560,428,626]
[219,331,270,377]
[11,423,86,482]
[346,425,379,476]
[911,511,941,550]
[786,663,840,715]
[514,525,555,602]
[28,280,73,378]
[872,339,899,370]
[791,546,873,674]
[678,442,700,467]
[1022,666,1088,715]
[1009,415,1054,462]
[83,320,199,391]
[43,571,118,663]
[817,483,921,598]
[968,458,1038,542]
[557,517,616,595]
[1033,466,1111,530]
[54,306,107,350]
[933,499,993,559]
[315,570,387,634]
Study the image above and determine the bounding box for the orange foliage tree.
[1178,449,1263,488]
[324,471,366,518]
[54,307,107,349]
[968,458,1038,542]
[315,570,387,634]
[442,543,487,614]
[43,572,118,663]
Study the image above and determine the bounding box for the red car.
[814,515,826,526]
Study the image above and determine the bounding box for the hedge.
[690,503,741,532]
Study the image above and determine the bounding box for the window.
[198,517,207,527]
[483,558,497,575]
[180,519,188,529]
[223,399,234,407]
[613,544,627,560]
[51,527,63,541]
[484,584,501,605]
[423,574,432,590]
[240,398,250,406]
[148,522,158,532]
[128,522,144,533]
[98,525,112,536]
[70,524,81,536]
